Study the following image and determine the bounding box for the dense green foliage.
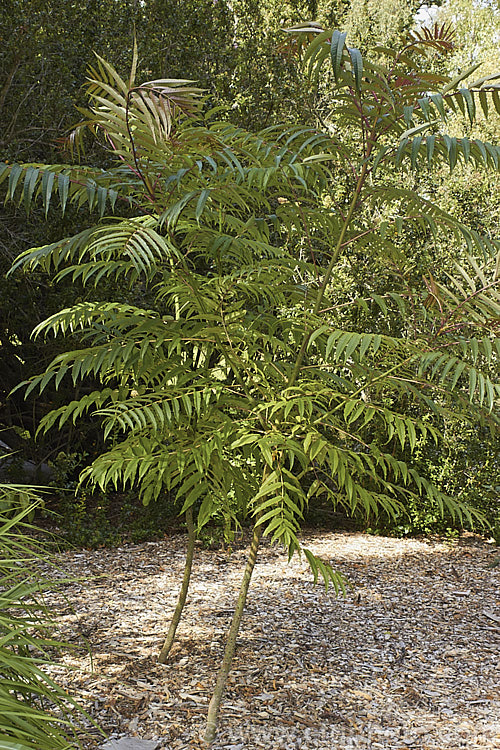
[1,5,499,743]
[1,1,499,545]
[3,25,499,553]
[0,0,318,486]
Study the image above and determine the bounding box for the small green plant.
[0,485,96,749]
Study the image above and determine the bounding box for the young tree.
[3,47,338,661]
[2,24,499,742]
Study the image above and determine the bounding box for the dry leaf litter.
[42,531,500,749]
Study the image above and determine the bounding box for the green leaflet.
[303,549,347,593]
[426,134,435,165]
[8,164,23,198]
[23,168,39,215]
[57,173,70,215]
[441,62,482,94]
[479,90,489,118]
[41,170,56,217]
[429,93,447,121]
[395,138,408,167]
[330,30,347,83]
[493,89,500,115]
[444,135,457,170]
[459,87,476,124]
[302,28,332,78]
[348,47,363,90]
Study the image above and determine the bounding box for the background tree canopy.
[0,0,428,164]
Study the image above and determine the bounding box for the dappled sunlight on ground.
[43,531,499,749]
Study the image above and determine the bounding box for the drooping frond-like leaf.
[0,162,125,217]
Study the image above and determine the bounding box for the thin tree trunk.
[202,520,263,744]
[158,505,196,663]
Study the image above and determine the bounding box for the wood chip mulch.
[42,530,500,749]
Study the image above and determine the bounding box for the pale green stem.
[158,505,195,663]
[157,273,196,664]
[202,520,264,744]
